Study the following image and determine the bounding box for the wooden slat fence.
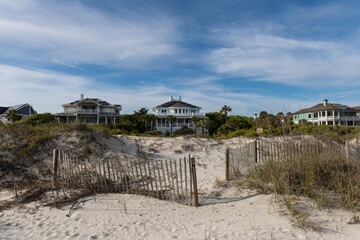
[226,138,358,181]
[52,149,199,207]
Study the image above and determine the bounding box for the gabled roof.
[154,100,201,109]
[63,98,121,108]
[0,103,37,115]
[0,107,9,115]
[294,103,356,114]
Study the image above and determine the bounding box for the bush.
[108,129,129,135]
[144,130,163,136]
[21,113,55,125]
[173,127,194,136]
[226,128,259,138]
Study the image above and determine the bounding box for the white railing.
[78,109,98,114]
[154,112,205,117]
[157,123,194,128]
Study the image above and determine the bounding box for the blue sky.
[1,0,360,115]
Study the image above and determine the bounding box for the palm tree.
[220,105,232,123]
[166,115,176,133]
[6,110,22,122]
[195,118,209,135]
[190,116,199,132]
[147,114,158,131]
[195,120,205,135]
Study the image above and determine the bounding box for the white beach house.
[152,96,206,133]
[55,94,122,124]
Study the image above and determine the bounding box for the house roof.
[0,107,9,115]
[154,100,201,109]
[294,103,356,114]
[0,104,36,115]
[63,98,121,109]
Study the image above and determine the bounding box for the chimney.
[169,96,173,101]
[323,99,328,106]
[178,96,182,101]
[254,113,257,119]
[80,94,84,100]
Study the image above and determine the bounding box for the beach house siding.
[293,99,360,126]
[55,94,122,124]
[152,96,206,133]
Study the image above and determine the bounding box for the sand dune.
[1,136,359,239]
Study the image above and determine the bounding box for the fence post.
[52,149,59,188]
[254,140,258,163]
[225,148,230,181]
[190,157,199,208]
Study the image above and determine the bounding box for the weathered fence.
[226,138,358,181]
[52,149,199,207]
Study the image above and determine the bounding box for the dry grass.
[245,151,360,212]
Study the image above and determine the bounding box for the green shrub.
[21,113,55,125]
[109,129,129,135]
[173,127,194,136]
[144,130,163,136]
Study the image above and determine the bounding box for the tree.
[205,112,225,135]
[190,116,200,132]
[6,110,22,122]
[133,108,149,133]
[147,114,158,131]
[220,105,232,123]
[259,111,268,119]
[166,115,176,133]
[195,119,207,135]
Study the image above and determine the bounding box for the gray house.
[0,103,37,123]
[55,94,122,124]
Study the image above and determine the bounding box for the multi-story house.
[293,99,360,126]
[55,94,122,124]
[0,103,37,123]
[152,96,206,133]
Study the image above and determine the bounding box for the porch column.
[105,116,108,123]
[97,115,99,124]
[66,116,69,124]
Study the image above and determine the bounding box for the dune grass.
[245,153,360,212]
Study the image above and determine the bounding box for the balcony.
[154,112,205,117]
[77,109,98,114]
[157,123,194,128]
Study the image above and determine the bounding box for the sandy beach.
[1,136,359,239]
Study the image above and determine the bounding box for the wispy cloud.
[207,25,360,87]
[0,64,309,115]
[0,0,179,66]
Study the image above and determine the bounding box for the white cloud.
[0,64,308,116]
[0,0,179,66]
[207,27,360,87]
[0,64,173,113]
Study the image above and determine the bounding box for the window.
[314,113,318,118]
[308,113,312,118]
[322,111,325,117]
[175,109,178,114]
[161,109,166,114]
[327,111,333,116]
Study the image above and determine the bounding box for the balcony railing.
[157,123,194,128]
[78,109,98,113]
[154,112,205,117]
